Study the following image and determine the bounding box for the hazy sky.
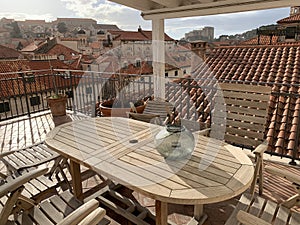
[0,0,291,39]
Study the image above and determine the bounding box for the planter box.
[100,100,146,117]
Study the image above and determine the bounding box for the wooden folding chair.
[0,142,71,202]
[225,165,300,225]
[0,168,109,225]
[211,82,272,195]
[236,209,300,225]
[128,100,174,125]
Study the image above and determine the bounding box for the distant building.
[0,45,23,59]
[241,6,300,46]
[53,18,97,29]
[185,27,214,42]
[277,6,300,42]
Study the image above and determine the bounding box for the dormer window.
[123,61,128,69]
[135,60,141,68]
[58,54,65,61]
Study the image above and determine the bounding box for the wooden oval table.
[45,117,254,225]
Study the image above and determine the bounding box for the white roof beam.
[151,0,182,8]
[108,0,162,11]
[142,0,299,19]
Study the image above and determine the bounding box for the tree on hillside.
[9,21,22,38]
[57,22,68,35]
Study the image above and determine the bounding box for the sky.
[0,0,291,40]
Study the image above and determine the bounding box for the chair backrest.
[129,100,174,124]
[213,83,271,149]
[143,100,174,118]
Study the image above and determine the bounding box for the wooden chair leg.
[250,153,264,196]
[0,186,24,225]
[258,157,264,195]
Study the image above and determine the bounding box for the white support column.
[152,19,165,100]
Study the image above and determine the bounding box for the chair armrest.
[0,151,17,158]
[128,112,160,123]
[237,210,271,225]
[265,165,300,186]
[0,168,48,198]
[129,102,137,113]
[57,199,106,225]
[195,128,211,136]
[0,172,7,179]
[252,140,268,156]
[78,207,106,225]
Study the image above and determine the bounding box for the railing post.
[91,69,96,118]
[187,79,191,119]
[290,93,299,165]
[21,73,31,117]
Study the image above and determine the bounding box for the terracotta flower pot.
[46,95,67,117]
[100,100,146,117]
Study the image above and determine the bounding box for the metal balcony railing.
[0,70,299,163]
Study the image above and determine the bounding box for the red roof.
[0,45,22,59]
[109,29,174,41]
[167,43,300,158]
[0,59,82,98]
[277,13,300,24]
[47,44,80,61]
[241,35,279,45]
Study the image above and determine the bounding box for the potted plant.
[99,97,146,117]
[99,72,148,117]
[46,93,68,117]
[46,69,68,117]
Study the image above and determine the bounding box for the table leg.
[70,160,83,201]
[193,204,208,225]
[155,200,168,225]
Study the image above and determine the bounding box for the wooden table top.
[45,117,254,205]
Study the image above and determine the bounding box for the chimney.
[290,6,300,15]
[190,41,208,61]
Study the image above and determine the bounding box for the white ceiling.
[108,0,299,20]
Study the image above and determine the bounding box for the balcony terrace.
[0,108,299,225]
[1,70,300,224]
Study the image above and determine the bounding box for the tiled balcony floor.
[0,112,299,225]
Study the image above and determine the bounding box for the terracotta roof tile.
[46,44,80,61]
[0,59,82,98]
[277,13,300,24]
[109,30,173,41]
[0,45,22,59]
[167,43,300,159]
[241,35,279,45]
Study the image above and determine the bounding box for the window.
[136,60,141,67]
[86,87,92,94]
[165,72,168,77]
[58,54,65,60]
[25,75,35,83]
[0,102,10,113]
[123,62,128,69]
[61,71,71,79]
[66,90,73,98]
[286,27,296,39]
[30,96,41,106]
[175,71,178,76]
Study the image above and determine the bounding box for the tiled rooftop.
[277,12,300,24]
[109,29,174,41]
[0,44,23,59]
[0,112,299,225]
[167,43,300,159]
